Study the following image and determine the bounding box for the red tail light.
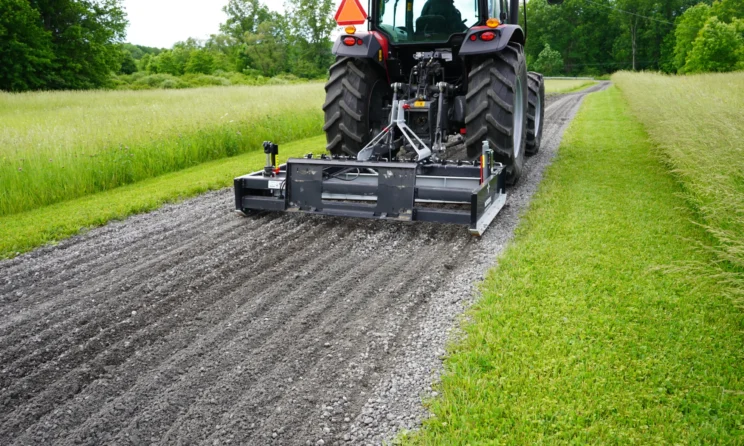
[343,36,356,46]
[480,32,496,41]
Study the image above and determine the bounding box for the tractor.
[324,0,557,184]
[233,0,563,235]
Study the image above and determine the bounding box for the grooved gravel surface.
[0,82,608,446]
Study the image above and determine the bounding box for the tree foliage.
[521,0,730,75]
[243,20,288,77]
[532,44,564,75]
[220,0,271,39]
[185,49,215,75]
[118,48,137,74]
[0,0,127,91]
[684,16,743,72]
[711,0,744,23]
[0,0,54,91]
[672,0,744,73]
[673,3,712,71]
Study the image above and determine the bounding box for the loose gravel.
[0,82,608,446]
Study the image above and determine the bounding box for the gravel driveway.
[0,82,608,446]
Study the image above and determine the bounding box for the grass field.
[0,135,327,259]
[407,87,744,443]
[544,79,597,94]
[613,71,744,303]
[0,83,325,216]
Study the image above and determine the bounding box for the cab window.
[377,0,480,42]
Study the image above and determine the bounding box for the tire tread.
[465,43,527,184]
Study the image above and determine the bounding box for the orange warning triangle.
[335,0,368,25]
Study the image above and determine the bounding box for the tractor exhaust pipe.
[509,0,520,27]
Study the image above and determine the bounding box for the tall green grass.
[0,135,327,258]
[0,83,325,216]
[613,71,744,302]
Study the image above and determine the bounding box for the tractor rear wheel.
[323,57,390,156]
[465,44,528,185]
[526,71,545,156]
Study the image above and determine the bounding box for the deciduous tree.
[244,20,288,76]
[185,49,215,74]
[673,3,712,71]
[684,16,743,72]
[33,0,128,89]
[221,0,271,39]
[118,48,137,74]
[532,43,564,75]
[0,0,54,91]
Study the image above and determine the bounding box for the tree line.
[0,0,337,91]
[524,0,743,75]
[1,0,742,91]
[120,0,336,80]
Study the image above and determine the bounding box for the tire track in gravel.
[0,82,608,446]
[0,217,317,409]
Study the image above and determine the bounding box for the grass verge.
[0,135,326,259]
[544,79,597,94]
[613,71,744,303]
[407,87,744,443]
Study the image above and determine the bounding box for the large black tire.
[323,57,390,156]
[526,71,545,156]
[465,43,528,185]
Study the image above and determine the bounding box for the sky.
[122,0,289,48]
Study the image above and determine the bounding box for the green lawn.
[0,135,326,259]
[544,79,597,94]
[407,86,744,444]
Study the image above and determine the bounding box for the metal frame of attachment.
[234,142,507,235]
[357,82,433,162]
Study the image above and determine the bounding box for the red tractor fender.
[459,24,525,56]
[331,32,390,81]
[331,32,388,64]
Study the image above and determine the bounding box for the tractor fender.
[332,33,386,65]
[459,25,525,57]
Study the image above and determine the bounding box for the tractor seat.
[415,15,449,38]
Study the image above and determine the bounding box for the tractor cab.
[378,0,474,42]
[375,0,511,44]
[333,0,524,87]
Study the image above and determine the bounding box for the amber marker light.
[486,18,500,28]
[345,25,357,34]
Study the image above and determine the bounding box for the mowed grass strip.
[613,71,744,302]
[544,79,597,94]
[0,83,325,216]
[0,135,327,259]
[408,87,744,444]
